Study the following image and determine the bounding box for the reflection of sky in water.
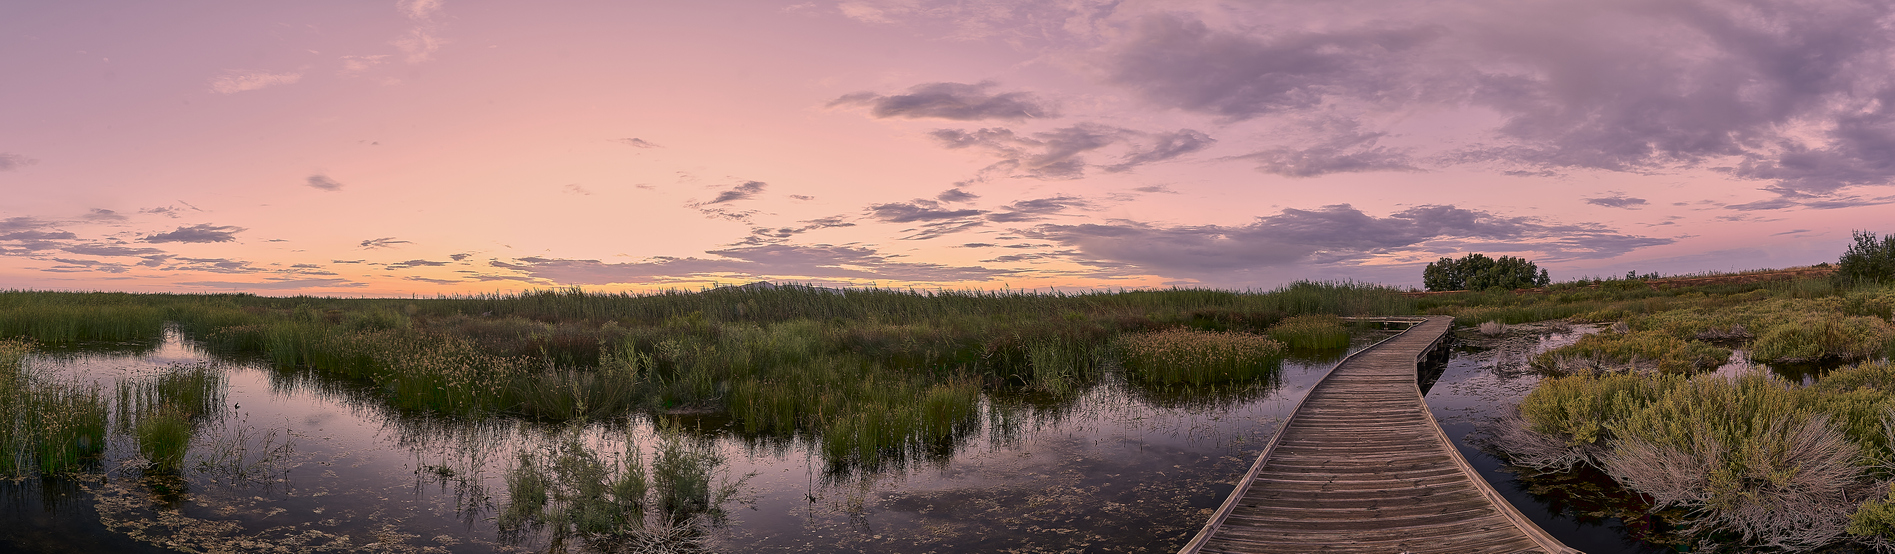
[4,331,1406,553]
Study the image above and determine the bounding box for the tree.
[1423,253,1551,292]
[1837,230,1895,284]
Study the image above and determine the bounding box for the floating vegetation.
[1528,329,1731,375]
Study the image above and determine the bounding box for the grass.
[1115,328,1285,385]
[114,364,226,473]
[1498,362,1895,549]
[500,424,738,551]
[0,339,108,477]
[1264,314,1351,349]
[1529,330,1732,375]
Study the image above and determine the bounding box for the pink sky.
[4,0,1891,295]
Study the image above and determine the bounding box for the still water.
[2,324,1690,552]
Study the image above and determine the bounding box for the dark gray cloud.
[931,124,1216,179]
[491,244,1015,284]
[987,196,1090,223]
[307,174,344,191]
[613,138,662,148]
[830,81,1056,121]
[936,188,979,202]
[0,153,36,171]
[865,200,987,239]
[1584,194,1648,209]
[404,276,462,285]
[48,258,129,273]
[1104,129,1216,172]
[387,259,450,269]
[703,181,767,205]
[449,253,472,261]
[82,209,127,222]
[359,237,411,249]
[0,217,54,233]
[1094,3,1895,202]
[166,257,259,274]
[179,278,365,290]
[1098,14,1440,121]
[1023,204,1672,277]
[1234,120,1417,177]
[64,244,166,257]
[1,230,77,241]
[144,223,244,243]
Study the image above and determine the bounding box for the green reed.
[1265,314,1351,349]
[1115,328,1285,385]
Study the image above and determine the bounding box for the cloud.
[143,223,244,243]
[167,257,259,274]
[360,237,412,249]
[140,206,185,218]
[404,276,462,285]
[179,278,364,290]
[209,71,303,94]
[937,188,979,202]
[865,200,986,223]
[1,230,77,241]
[340,54,390,74]
[63,244,165,257]
[987,195,1091,223]
[749,216,856,240]
[563,184,592,195]
[449,253,472,261]
[492,243,1015,284]
[830,81,1056,121]
[614,138,663,148]
[1234,119,1417,177]
[930,124,1123,179]
[701,181,768,205]
[307,174,344,191]
[0,153,36,171]
[395,28,445,63]
[398,0,443,20]
[387,259,450,269]
[1584,194,1649,209]
[1023,204,1672,277]
[81,208,127,221]
[1103,129,1216,172]
[1089,3,1895,202]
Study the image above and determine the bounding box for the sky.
[4,0,1893,296]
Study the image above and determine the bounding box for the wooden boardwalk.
[1179,316,1579,554]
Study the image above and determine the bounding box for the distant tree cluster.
[1423,253,1551,292]
[1837,230,1895,283]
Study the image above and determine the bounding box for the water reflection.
[3,328,1407,553]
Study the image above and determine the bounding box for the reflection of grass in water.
[115,364,225,473]
[501,424,744,552]
[0,339,108,477]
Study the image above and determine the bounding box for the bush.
[1422,253,1551,292]
[1837,230,1895,284]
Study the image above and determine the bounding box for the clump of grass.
[1477,320,1510,335]
[500,425,735,551]
[1116,328,1283,385]
[1264,314,1350,349]
[1529,330,1730,375]
[0,339,108,477]
[1497,364,1895,550]
[115,364,227,473]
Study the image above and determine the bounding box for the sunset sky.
[5,0,1893,295]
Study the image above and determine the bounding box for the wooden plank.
[1176,316,1580,554]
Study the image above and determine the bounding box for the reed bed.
[0,339,108,477]
[1264,314,1351,349]
[1529,330,1731,375]
[1116,328,1284,385]
[500,425,736,551]
[114,364,227,472]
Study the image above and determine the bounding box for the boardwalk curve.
[1179,316,1579,554]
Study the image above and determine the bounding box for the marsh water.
[1,324,1774,552]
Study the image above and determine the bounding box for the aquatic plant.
[1497,364,1895,550]
[500,425,737,551]
[1529,329,1731,375]
[0,339,108,477]
[114,364,226,473]
[1116,328,1284,385]
[1264,314,1351,349]
[1477,320,1509,335]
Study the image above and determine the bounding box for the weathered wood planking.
[1179,316,1579,554]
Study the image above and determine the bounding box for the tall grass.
[1529,330,1731,375]
[500,425,737,551]
[114,364,226,472]
[0,339,108,477]
[1264,314,1351,349]
[1116,328,1284,385]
